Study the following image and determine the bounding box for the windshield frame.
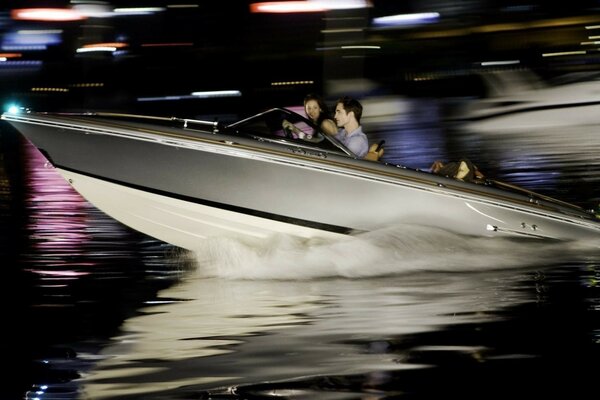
[227,107,354,157]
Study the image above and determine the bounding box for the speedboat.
[3,107,600,250]
[449,69,600,133]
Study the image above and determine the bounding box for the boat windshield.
[227,108,352,156]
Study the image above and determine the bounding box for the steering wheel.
[283,125,294,139]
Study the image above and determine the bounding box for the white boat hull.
[57,165,600,248]
[59,169,346,249]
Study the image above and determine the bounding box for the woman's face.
[304,99,321,122]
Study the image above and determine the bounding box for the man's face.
[334,104,349,128]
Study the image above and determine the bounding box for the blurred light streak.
[70,82,104,88]
[1,45,47,51]
[341,45,380,49]
[271,80,314,86]
[585,25,600,29]
[28,270,90,277]
[72,2,113,18]
[11,8,87,22]
[250,0,371,13]
[317,46,345,50]
[113,7,165,15]
[83,42,128,49]
[321,28,364,34]
[542,51,586,57]
[0,53,21,58]
[3,30,62,47]
[190,90,242,98]
[38,284,69,288]
[317,45,378,51]
[138,89,243,102]
[411,16,600,40]
[138,95,198,102]
[372,12,440,27]
[167,4,200,8]
[581,41,600,45]
[479,60,520,66]
[18,29,63,35]
[0,60,43,67]
[31,87,69,92]
[479,16,600,33]
[251,1,326,13]
[76,46,117,53]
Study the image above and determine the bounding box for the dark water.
[1,97,600,399]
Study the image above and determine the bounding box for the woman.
[303,93,338,136]
[282,93,338,139]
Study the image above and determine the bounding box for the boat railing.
[88,112,222,134]
[171,117,222,134]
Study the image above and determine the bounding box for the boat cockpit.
[227,108,354,157]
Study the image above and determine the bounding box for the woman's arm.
[320,118,338,136]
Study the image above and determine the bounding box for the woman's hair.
[303,93,333,126]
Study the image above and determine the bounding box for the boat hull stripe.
[57,164,355,235]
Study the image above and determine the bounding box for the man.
[333,96,369,158]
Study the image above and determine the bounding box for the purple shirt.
[335,126,368,158]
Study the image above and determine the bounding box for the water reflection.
[81,267,540,399]
[18,135,185,299]
[0,132,189,398]
[77,253,600,399]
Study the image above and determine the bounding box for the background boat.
[448,69,600,133]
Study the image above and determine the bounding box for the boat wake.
[189,224,600,280]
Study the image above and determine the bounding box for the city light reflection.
[76,46,118,53]
[20,140,134,277]
[250,0,371,13]
[2,30,61,50]
[0,2,599,130]
[372,12,440,28]
[11,8,87,22]
[113,7,165,15]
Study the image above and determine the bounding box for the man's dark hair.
[336,96,363,124]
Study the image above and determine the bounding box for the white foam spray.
[188,224,600,280]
